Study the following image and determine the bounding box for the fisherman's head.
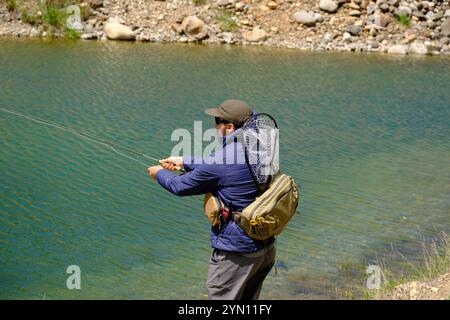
[205,99,253,137]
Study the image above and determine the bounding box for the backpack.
[234,172,300,240]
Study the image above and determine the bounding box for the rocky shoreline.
[1,0,450,56]
[377,271,450,300]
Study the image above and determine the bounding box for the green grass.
[7,0,17,12]
[332,232,450,299]
[396,13,410,27]
[43,5,67,27]
[21,9,40,25]
[44,0,72,7]
[192,0,207,5]
[365,232,450,299]
[66,27,81,40]
[421,233,450,279]
[216,10,238,32]
[15,0,86,39]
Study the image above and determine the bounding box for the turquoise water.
[0,39,449,299]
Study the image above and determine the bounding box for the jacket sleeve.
[182,156,203,172]
[156,166,220,196]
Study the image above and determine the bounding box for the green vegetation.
[14,0,87,39]
[365,232,450,299]
[217,10,238,32]
[43,5,67,28]
[421,233,450,279]
[7,0,17,12]
[334,260,369,299]
[21,9,39,25]
[396,13,410,27]
[66,27,81,40]
[332,232,450,299]
[192,0,207,5]
[45,0,72,7]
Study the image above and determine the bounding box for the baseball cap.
[204,99,253,126]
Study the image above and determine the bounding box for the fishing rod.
[0,107,163,167]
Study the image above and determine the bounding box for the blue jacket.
[156,129,272,252]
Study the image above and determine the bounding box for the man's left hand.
[148,165,163,180]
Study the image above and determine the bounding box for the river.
[1,39,449,299]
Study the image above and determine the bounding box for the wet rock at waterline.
[104,22,135,40]
[388,44,408,55]
[409,42,428,55]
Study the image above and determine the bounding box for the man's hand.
[159,156,184,171]
[148,165,163,180]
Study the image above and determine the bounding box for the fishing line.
[0,107,162,168]
[109,146,149,167]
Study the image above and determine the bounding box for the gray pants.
[207,243,276,300]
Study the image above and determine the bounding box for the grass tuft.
[216,10,238,32]
[7,0,17,12]
[396,13,410,27]
[21,9,40,25]
[66,27,81,40]
[43,5,67,28]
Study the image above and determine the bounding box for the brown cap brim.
[204,108,222,117]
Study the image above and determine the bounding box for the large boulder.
[182,16,208,41]
[104,22,135,40]
[319,0,338,13]
[292,10,317,26]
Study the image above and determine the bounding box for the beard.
[216,127,226,138]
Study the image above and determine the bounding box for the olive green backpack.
[234,172,300,240]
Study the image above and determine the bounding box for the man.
[148,100,276,300]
